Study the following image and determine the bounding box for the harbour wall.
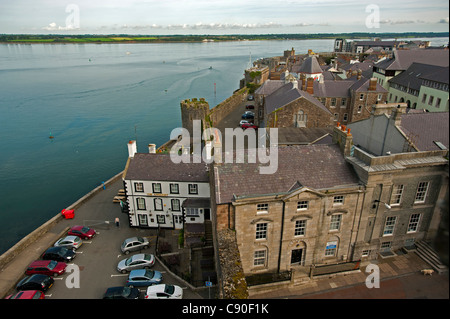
[0,171,124,271]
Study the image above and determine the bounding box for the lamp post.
[372,199,391,210]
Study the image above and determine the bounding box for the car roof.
[146,284,169,293]
[29,260,52,267]
[61,235,79,241]
[129,269,147,276]
[131,253,145,260]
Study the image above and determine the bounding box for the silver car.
[54,236,82,250]
[121,237,150,255]
[117,253,155,273]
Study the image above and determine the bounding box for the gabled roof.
[254,79,285,96]
[213,145,361,204]
[298,56,323,74]
[313,80,355,98]
[264,82,330,115]
[388,63,448,90]
[375,49,449,71]
[350,77,387,92]
[124,153,209,182]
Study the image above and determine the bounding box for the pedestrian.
[115,217,120,228]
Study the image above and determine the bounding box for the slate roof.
[388,63,448,90]
[276,127,333,145]
[313,80,355,98]
[349,77,387,93]
[399,112,449,151]
[255,79,285,96]
[264,82,331,115]
[375,49,449,71]
[213,144,361,204]
[298,56,323,74]
[124,153,209,182]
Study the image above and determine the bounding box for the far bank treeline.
[0,32,449,43]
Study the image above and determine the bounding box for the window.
[186,208,199,216]
[362,250,370,257]
[156,215,165,224]
[330,214,342,231]
[154,198,163,211]
[331,98,337,107]
[257,203,269,213]
[359,93,364,100]
[138,214,148,226]
[428,96,434,106]
[171,199,180,211]
[377,94,382,101]
[152,183,162,193]
[254,250,267,266]
[414,181,429,203]
[407,213,421,233]
[422,94,427,103]
[390,184,404,206]
[436,98,441,108]
[325,241,338,256]
[297,201,308,210]
[256,223,268,240]
[380,241,392,251]
[341,98,347,107]
[358,105,363,113]
[136,198,146,210]
[334,113,339,121]
[294,220,306,236]
[188,184,198,195]
[170,183,179,194]
[333,195,344,205]
[383,216,397,236]
[343,113,348,122]
[134,182,144,192]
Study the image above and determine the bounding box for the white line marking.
[111,274,128,277]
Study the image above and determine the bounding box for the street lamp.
[373,199,391,210]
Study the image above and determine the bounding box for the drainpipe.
[277,200,286,273]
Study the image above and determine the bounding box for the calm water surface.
[0,38,447,253]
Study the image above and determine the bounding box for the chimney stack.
[128,140,137,158]
[306,77,314,94]
[368,77,377,91]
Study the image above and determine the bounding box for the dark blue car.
[242,111,254,119]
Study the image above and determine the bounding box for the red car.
[242,123,258,130]
[25,260,67,277]
[5,290,45,299]
[245,104,254,109]
[68,225,96,239]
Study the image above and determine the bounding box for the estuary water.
[0,37,448,254]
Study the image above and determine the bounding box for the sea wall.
[0,171,123,271]
[208,88,248,127]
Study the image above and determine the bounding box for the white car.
[54,236,82,250]
[144,284,183,299]
[239,120,253,127]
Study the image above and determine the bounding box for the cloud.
[439,17,449,23]
[42,22,80,31]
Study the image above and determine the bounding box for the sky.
[0,0,448,34]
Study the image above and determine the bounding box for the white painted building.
[122,141,211,229]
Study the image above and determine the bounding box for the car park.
[16,274,54,292]
[5,290,45,299]
[117,253,155,273]
[241,111,254,120]
[145,284,183,299]
[41,246,76,263]
[68,225,96,239]
[54,235,83,250]
[103,286,140,299]
[121,236,150,255]
[126,269,163,288]
[25,260,67,277]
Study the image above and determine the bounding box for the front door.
[291,248,303,265]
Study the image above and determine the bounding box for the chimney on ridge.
[306,77,314,94]
[368,77,377,91]
[128,140,137,158]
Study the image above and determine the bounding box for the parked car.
[245,104,254,109]
[54,235,82,250]
[242,123,258,130]
[126,269,163,288]
[247,95,254,101]
[5,290,45,299]
[103,286,140,299]
[25,260,67,277]
[145,284,183,299]
[117,253,155,273]
[121,237,150,255]
[67,225,96,239]
[16,274,54,292]
[241,111,254,120]
[239,120,251,127]
[41,246,76,263]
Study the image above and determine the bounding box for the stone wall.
[208,88,248,127]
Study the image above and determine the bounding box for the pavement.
[249,252,449,299]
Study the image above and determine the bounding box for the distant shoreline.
[1,32,448,44]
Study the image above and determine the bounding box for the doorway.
[291,248,303,265]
